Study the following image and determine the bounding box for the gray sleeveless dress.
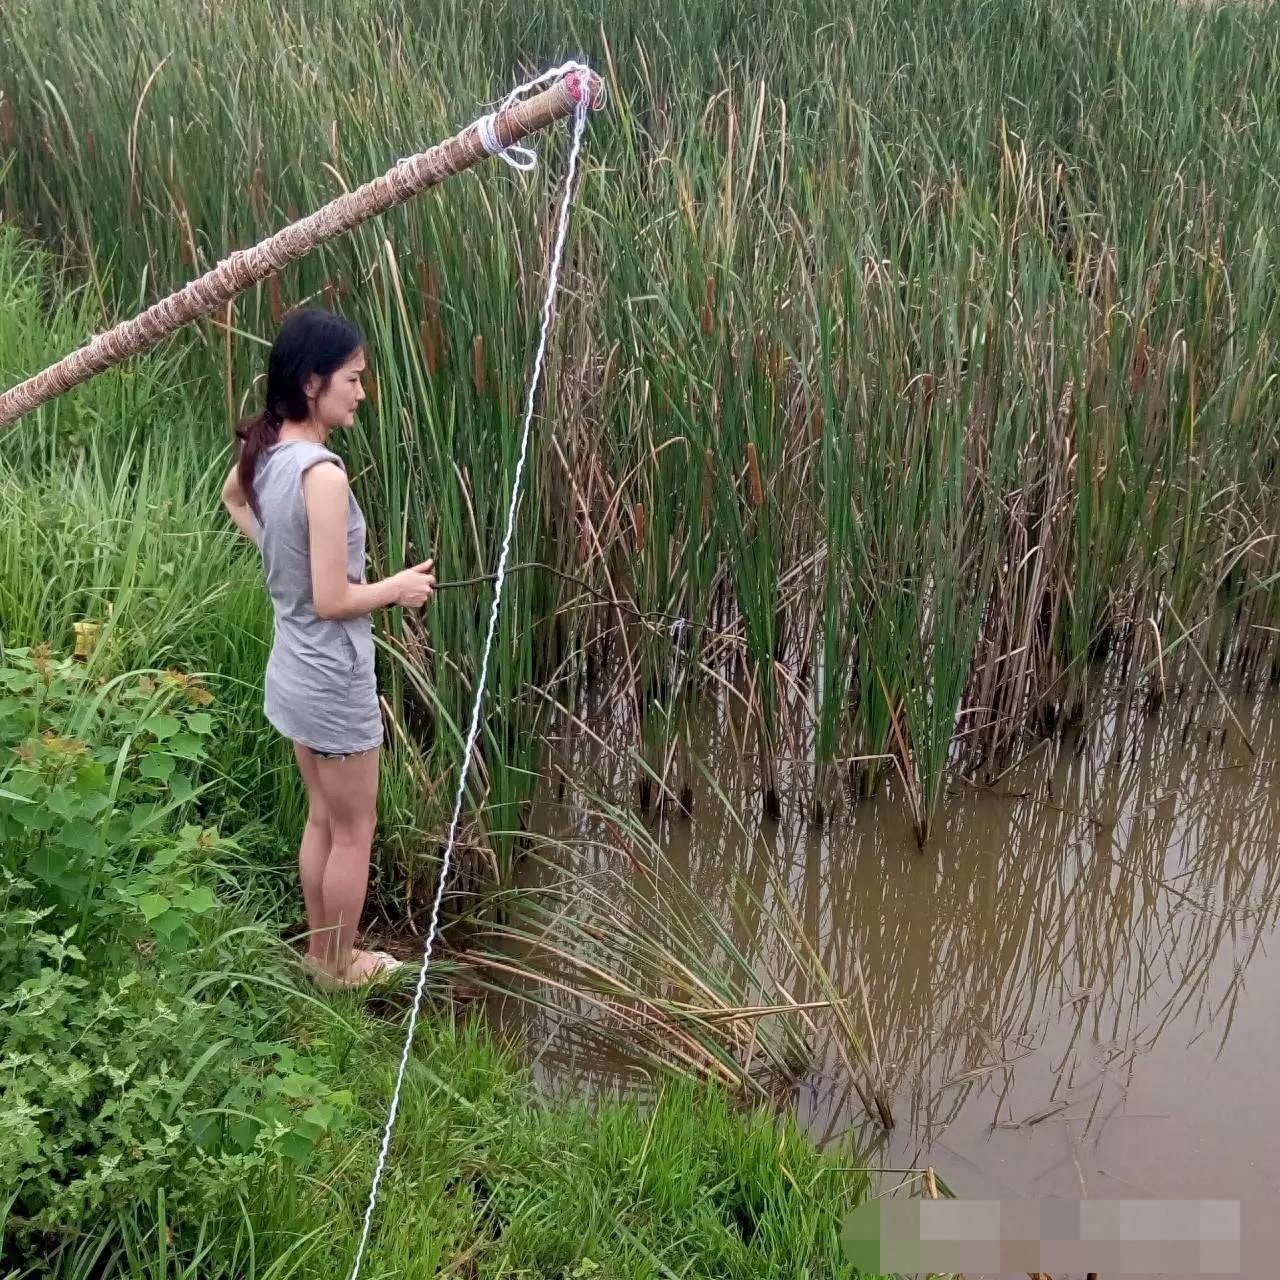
[255,439,382,756]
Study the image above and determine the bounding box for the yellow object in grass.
[72,620,100,661]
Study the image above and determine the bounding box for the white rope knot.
[397,60,596,174]
[475,111,537,171]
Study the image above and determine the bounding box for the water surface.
[490,687,1280,1277]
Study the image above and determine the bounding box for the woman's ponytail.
[234,404,281,521]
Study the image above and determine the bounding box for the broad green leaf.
[141,714,181,741]
[77,790,112,818]
[181,886,217,914]
[301,1100,336,1130]
[47,788,84,820]
[126,803,160,838]
[139,752,175,781]
[13,804,55,831]
[278,1129,315,1163]
[74,761,109,793]
[151,909,193,942]
[59,819,105,856]
[138,893,170,922]
[168,732,204,760]
[28,845,70,883]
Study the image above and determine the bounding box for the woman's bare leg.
[293,743,336,964]
[312,746,380,976]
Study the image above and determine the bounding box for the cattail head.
[472,334,485,397]
[420,319,439,376]
[418,260,443,374]
[633,502,646,553]
[701,274,715,336]
[0,97,14,149]
[418,257,442,317]
[746,441,764,509]
[1130,325,1148,392]
[267,273,283,324]
[701,448,715,526]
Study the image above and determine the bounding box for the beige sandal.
[334,948,404,989]
[302,954,342,991]
[303,948,403,991]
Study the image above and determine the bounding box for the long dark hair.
[235,307,365,519]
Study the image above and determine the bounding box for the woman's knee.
[304,804,332,837]
[329,814,376,851]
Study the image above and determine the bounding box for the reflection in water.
[494,685,1280,1231]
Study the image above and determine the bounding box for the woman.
[221,308,436,989]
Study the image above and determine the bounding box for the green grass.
[34,1017,880,1280]
[233,1017,876,1280]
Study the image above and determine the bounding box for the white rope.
[346,81,591,1280]
[475,112,537,171]
[400,59,602,172]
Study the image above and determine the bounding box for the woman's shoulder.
[269,439,346,474]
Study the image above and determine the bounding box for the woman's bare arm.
[303,462,434,620]
[221,464,261,545]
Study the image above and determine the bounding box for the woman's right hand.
[390,559,435,608]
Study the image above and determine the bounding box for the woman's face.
[309,348,366,428]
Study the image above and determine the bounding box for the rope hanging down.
[347,64,597,1280]
[0,65,602,429]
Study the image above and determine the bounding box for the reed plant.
[2,0,1279,847]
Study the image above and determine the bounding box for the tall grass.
[2,0,1279,845]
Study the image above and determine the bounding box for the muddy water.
[491,686,1280,1273]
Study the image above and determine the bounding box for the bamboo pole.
[0,68,602,430]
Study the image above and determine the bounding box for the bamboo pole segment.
[0,67,602,430]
